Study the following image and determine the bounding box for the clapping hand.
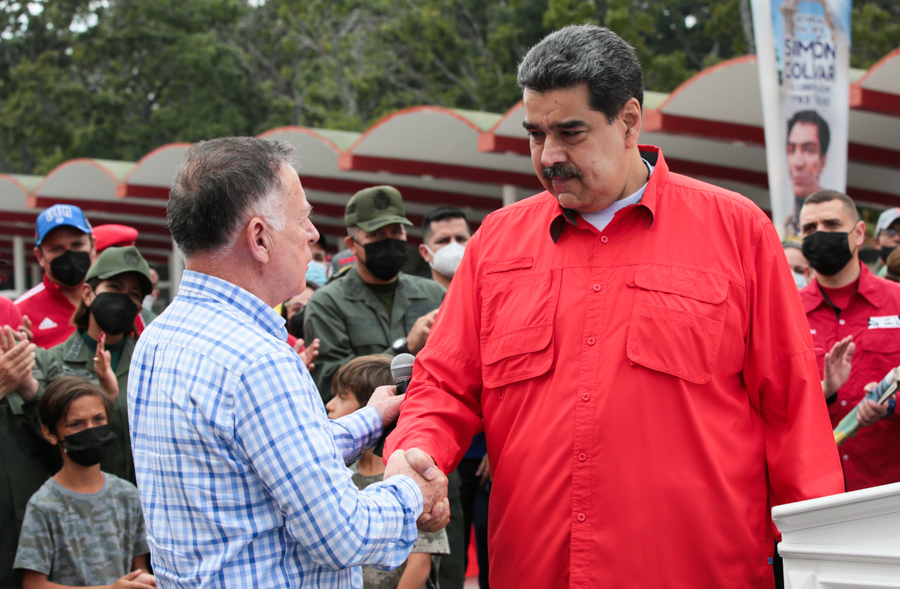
[0,325,37,401]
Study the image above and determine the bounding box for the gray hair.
[167,137,297,257]
[517,25,644,124]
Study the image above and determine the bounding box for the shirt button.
[587,337,596,346]
[577,513,586,522]
[839,319,846,325]
[593,284,602,292]
[578,453,587,462]
[841,400,847,406]
[600,236,609,244]
[843,454,849,461]
[582,393,590,402]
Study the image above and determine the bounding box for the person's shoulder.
[664,173,768,222]
[400,273,446,294]
[871,272,900,304]
[308,271,360,307]
[105,473,138,493]
[483,191,558,223]
[26,478,62,509]
[141,297,292,374]
[15,282,47,307]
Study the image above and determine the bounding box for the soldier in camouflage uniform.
[29,246,154,485]
[304,186,446,402]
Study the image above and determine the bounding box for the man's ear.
[418,243,432,263]
[245,217,270,264]
[853,220,866,249]
[42,424,59,446]
[621,98,642,149]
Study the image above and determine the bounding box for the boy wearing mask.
[326,355,449,589]
[14,376,153,589]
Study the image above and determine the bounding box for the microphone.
[391,353,415,395]
[834,366,899,446]
[372,353,416,457]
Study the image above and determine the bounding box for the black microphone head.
[390,353,415,382]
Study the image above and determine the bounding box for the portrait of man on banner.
[753,0,851,239]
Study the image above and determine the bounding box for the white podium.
[773,482,900,588]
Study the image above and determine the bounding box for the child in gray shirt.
[14,377,153,588]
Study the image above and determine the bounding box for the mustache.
[542,165,581,179]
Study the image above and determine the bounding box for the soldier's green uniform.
[305,269,444,402]
[305,185,466,588]
[28,245,154,486]
[33,331,136,484]
[0,394,61,589]
[303,185,446,401]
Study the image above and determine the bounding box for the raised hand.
[94,332,119,401]
[407,309,438,354]
[294,337,320,372]
[823,335,855,399]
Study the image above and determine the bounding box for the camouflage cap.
[344,186,413,232]
[85,246,153,297]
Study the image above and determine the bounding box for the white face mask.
[792,270,809,290]
[426,241,466,278]
[142,294,157,310]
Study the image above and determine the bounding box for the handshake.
[366,385,450,532]
[384,448,450,532]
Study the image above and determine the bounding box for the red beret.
[92,224,138,253]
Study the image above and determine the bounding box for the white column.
[13,236,26,294]
[168,241,184,296]
[502,184,518,207]
[30,263,41,287]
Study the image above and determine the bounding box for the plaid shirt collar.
[177,270,288,341]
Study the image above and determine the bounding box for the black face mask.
[90,292,139,335]
[879,246,896,264]
[287,309,305,339]
[63,424,116,467]
[361,238,407,281]
[49,250,92,287]
[802,231,854,277]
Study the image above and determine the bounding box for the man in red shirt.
[15,205,96,348]
[386,25,844,588]
[799,190,900,491]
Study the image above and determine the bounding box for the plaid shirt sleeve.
[331,406,383,465]
[234,352,423,570]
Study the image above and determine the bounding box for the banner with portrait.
[752,0,852,239]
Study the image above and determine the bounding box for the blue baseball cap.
[35,204,93,246]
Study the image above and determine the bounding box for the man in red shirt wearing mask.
[16,205,96,348]
[799,190,900,491]
[386,25,844,588]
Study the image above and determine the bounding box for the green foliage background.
[0,0,897,175]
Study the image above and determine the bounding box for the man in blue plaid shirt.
[127,137,449,588]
